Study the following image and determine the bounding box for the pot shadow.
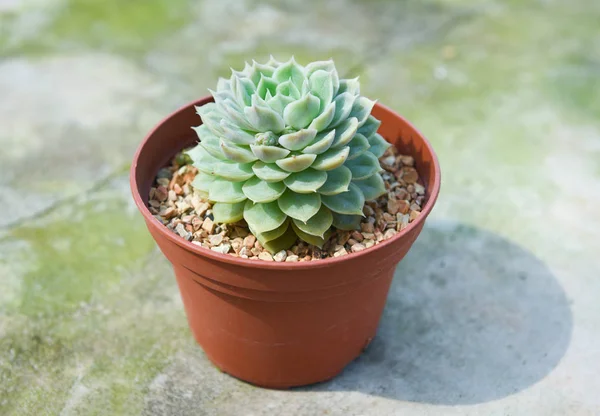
[300,220,573,405]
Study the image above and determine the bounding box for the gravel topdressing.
[147,146,426,262]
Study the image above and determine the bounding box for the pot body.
[131,97,440,388]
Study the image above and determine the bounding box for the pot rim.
[130,97,441,270]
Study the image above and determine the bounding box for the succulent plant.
[187,57,391,253]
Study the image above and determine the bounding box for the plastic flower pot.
[130,96,441,388]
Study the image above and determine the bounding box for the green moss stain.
[49,0,191,52]
[11,200,153,316]
[1,195,189,415]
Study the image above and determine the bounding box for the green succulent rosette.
[188,57,391,253]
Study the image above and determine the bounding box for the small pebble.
[351,231,364,242]
[384,229,397,239]
[243,235,256,249]
[208,234,223,246]
[285,255,299,262]
[211,244,231,254]
[360,222,375,233]
[351,243,366,253]
[202,217,215,233]
[258,252,273,261]
[273,250,287,262]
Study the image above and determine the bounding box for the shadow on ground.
[302,220,573,405]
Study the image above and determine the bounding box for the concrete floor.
[1,0,599,414]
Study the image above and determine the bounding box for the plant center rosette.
[187,57,391,253]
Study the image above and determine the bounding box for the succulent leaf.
[208,178,247,203]
[244,96,285,133]
[276,153,317,172]
[278,128,317,151]
[308,101,336,132]
[250,144,290,163]
[292,205,333,237]
[312,146,350,171]
[252,161,291,182]
[212,201,245,223]
[252,219,290,243]
[283,169,328,194]
[345,151,381,180]
[220,140,258,163]
[331,117,359,148]
[321,183,365,215]
[261,225,299,253]
[331,212,362,230]
[243,200,287,233]
[309,69,334,109]
[346,133,370,160]
[242,176,286,203]
[317,166,352,195]
[367,133,391,158]
[357,115,381,137]
[278,190,321,223]
[338,77,360,96]
[302,130,336,155]
[189,57,388,252]
[283,93,321,129]
[350,96,377,127]
[329,92,356,128]
[353,173,387,201]
[290,222,329,248]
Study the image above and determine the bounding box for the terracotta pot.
[130,96,441,388]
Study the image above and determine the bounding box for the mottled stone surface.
[1,0,599,415]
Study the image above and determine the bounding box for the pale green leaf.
[311,146,350,171]
[231,76,255,107]
[283,169,327,194]
[212,201,245,223]
[250,145,290,163]
[347,133,370,160]
[291,222,329,249]
[337,77,360,96]
[304,60,339,94]
[283,93,321,130]
[277,190,321,222]
[278,128,317,151]
[345,151,381,180]
[252,219,290,244]
[273,57,305,87]
[243,200,287,233]
[275,79,301,100]
[292,205,332,237]
[256,75,278,100]
[357,115,381,138]
[331,117,359,148]
[367,133,391,158]
[321,182,365,215]
[302,130,336,155]
[252,161,291,182]
[328,92,356,128]
[190,171,216,193]
[353,173,387,201]
[222,99,255,131]
[308,101,336,132]
[331,212,362,230]
[220,140,258,163]
[275,153,317,172]
[242,176,286,203]
[309,69,334,109]
[220,120,255,145]
[198,135,226,159]
[317,165,352,195]
[349,96,376,127]
[267,93,294,115]
[208,178,247,203]
[193,147,254,181]
[244,95,285,133]
[261,225,298,254]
